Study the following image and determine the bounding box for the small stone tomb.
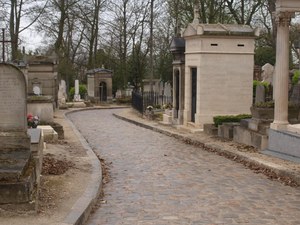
[0,63,40,211]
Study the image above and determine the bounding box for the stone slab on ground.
[265,128,300,163]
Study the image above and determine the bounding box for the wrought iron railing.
[132,91,172,113]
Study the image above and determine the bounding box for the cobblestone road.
[69,109,300,225]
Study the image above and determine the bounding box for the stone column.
[271,12,294,131]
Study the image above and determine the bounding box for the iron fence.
[132,91,143,113]
[132,91,173,113]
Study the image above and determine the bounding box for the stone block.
[240,119,250,129]
[162,114,172,124]
[233,126,268,150]
[203,124,218,136]
[218,123,240,139]
[28,128,44,180]
[0,160,36,204]
[37,125,58,141]
[266,129,300,159]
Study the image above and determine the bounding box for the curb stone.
[62,111,102,225]
[60,106,130,225]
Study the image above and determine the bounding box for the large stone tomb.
[0,63,39,212]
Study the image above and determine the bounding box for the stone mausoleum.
[171,10,259,129]
[87,68,113,103]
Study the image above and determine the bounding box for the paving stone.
[69,109,300,225]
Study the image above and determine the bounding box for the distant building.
[86,68,113,103]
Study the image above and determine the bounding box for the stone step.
[0,157,37,205]
[0,149,31,180]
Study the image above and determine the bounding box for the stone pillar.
[271,12,294,131]
[74,79,81,101]
[75,80,79,95]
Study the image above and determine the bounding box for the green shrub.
[69,84,87,100]
[213,114,252,126]
[254,100,274,108]
[292,70,300,85]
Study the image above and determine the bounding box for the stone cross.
[0,29,14,62]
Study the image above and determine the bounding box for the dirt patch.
[42,155,75,175]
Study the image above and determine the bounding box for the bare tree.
[1,0,47,60]
[225,0,263,25]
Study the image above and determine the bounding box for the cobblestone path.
[69,109,300,225]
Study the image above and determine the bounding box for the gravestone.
[58,79,68,108]
[261,63,274,84]
[0,63,38,210]
[164,82,172,97]
[73,79,81,101]
[255,84,265,104]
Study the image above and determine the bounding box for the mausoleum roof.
[170,37,185,53]
[86,68,113,75]
[183,23,259,38]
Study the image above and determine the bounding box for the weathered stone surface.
[0,63,39,210]
[203,123,218,136]
[233,126,268,150]
[266,129,300,160]
[218,123,240,139]
[0,64,27,132]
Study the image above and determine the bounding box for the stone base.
[218,123,240,140]
[67,101,86,108]
[162,114,172,125]
[37,125,58,141]
[0,153,38,213]
[264,129,300,162]
[233,126,268,150]
[203,124,218,136]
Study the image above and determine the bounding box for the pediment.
[183,24,197,37]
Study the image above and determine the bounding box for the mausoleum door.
[99,81,107,102]
[175,71,180,118]
[191,68,197,123]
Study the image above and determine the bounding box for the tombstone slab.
[255,84,265,104]
[0,63,39,210]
